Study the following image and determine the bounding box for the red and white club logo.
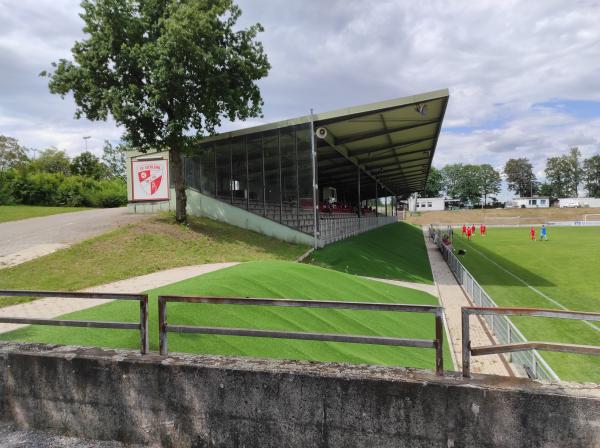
[136,163,163,196]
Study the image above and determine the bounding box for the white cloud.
[0,0,599,166]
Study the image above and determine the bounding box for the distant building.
[511,197,550,208]
[557,197,600,208]
[408,196,446,212]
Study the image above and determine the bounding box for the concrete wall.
[185,188,315,247]
[1,342,599,447]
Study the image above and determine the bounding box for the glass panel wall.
[247,134,264,215]
[215,140,231,202]
[263,130,280,222]
[184,122,315,234]
[280,127,297,227]
[231,137,247,209]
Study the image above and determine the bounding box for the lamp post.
[83,136,91,152]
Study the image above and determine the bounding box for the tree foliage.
[30,148,72,175]
[544,147,582,198]
[44,0,270,223]
[583,154,600,197]
[0,135,29,174]
[504,158,536,197]
[101,140,127,180]
[71,151,108,179]
[479,163,501,205]
[424,166,443,197]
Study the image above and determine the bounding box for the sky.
[1,0,600,200]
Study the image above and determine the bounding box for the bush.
[1,171,127,208]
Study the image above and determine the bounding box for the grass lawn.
[0,261,452,370]
[0,215,307,307]
[453,226,600,382]
[309,222,433,284]
[0,205,89,223]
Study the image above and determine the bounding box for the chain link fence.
[319,216,396,245]
[429,225,560,381]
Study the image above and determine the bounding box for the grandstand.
[176,89,449,246]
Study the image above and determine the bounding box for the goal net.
[483,216,520,226]
[584,214,600,223]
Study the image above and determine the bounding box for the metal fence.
[158,295,445,375]
[428,227,560,381]
[0,290,149,354]
[319,215,397,245]
[462,306,600,378]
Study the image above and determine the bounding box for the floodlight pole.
[310,109,318,249]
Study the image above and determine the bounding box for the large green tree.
[30,148,71,175]
[0,135,29,175]
[544,148,582,198]
[583,154,600,197]
[545,155,574,197]
[478,164,501,206]
[102,141,127,180]
[440,163,464,199]
[71,151,108,179]
[424,166,443,197]
[44,0,270,223]
[504,158,536,197]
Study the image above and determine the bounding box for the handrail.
[462,306,600,377]
[158,295,445,375]
[0,290,149,354]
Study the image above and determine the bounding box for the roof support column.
[310,109,318,249]
[375,182,378,217]
[357,165,361,218]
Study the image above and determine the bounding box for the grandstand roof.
[201,89,449,196]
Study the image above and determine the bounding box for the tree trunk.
[170,146,187,223]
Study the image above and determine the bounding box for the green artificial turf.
[0,205,88,223]
[309,222,434,284]
[453,226,600,382]
[0,261,451,370]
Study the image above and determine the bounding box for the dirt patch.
[406,207,600,225]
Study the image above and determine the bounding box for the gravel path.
[0,263,239,334]
[423,229,514,376]
[0,208,149,269]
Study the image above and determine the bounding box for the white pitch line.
[467,245,600,334]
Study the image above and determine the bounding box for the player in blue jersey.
[540,224,548,241]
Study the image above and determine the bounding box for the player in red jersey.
[462,224,467,237]
[479,224,484,235]
[530,226,536,241]
[467,227,472,240]
[471,224,476,234]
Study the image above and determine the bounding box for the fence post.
[159,296,168,356]
[139,295,149,354]
[435,310,444,376]
[462,308,471,377]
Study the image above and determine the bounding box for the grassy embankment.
[309,222,433,284]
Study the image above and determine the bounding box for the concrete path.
[0,262,239,334]
[0,208,149,269]
[363,277,438,296]
[423,230,514,377]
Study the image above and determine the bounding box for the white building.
[408,197,446,212]
[512,197,550,208]
[558,197,600,208]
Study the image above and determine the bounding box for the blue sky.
[1,0,599,196]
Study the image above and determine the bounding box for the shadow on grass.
[453,238,555,288]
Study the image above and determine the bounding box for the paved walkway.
[422,230,514,376]
[363,277,438,296]
[0,263,239,334]
[0,208,149,269]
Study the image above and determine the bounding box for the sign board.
[131,158,170,201]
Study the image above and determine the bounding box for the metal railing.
[319,215,396,245]
[462,307,600,377]
[0,290,149,354]
[158,295,445,375]
[429,227,560,380]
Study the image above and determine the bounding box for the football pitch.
[453,226,600,383]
